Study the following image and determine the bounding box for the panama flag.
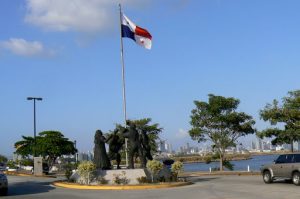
[121,13,152,50]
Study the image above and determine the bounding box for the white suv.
[261,154,300,185]
[0,173,8,196]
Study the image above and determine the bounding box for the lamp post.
[27,97,43,157]
[74,140,78,163]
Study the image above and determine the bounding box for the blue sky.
[1,0,300,156]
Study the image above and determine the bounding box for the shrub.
[20,159,34,166]
[7,160,17,169]
[146,160,163,183]
[171,161,183,174]
[64,163,73,181]
[158,176,166,182]
[97,176,109,185]
[136,176,149,184]
[223,160,234,171]
[171,161,183,181]
[204,156,212,164]
[0,154,7,163]
[77,161,96,185]
[112,171,129,185]
[212,167,220,171]
[65,169,73,181]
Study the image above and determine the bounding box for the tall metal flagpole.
[119,3,128,167]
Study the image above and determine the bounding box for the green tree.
[115,118,163,154]
[189,94,255,171]
[257,90,300,152]
[128,118,163,153]
[37,131,77,166]
[0,154,8,163]
[15,131,77,166]
[20,159,33,166]
[14,136,35,158]
[6,160,17,169]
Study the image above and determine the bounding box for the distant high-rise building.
[186,143,190,152]
[256,138,263,151]
[169,143,173,153]
[165,143,173,153]
[165,143,169,152]
[251,141,256,150]
[158,140,167,153]
[87,151,93,161]
[283,144,291,151]
[78,152,89,161]
[179,146,184,154]
[12,154,22,162]
[262,141,271,150]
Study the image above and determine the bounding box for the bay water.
[183,154,279,172]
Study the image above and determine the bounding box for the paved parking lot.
[3,175,300,199]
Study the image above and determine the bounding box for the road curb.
[53,181,193,190]
[4,171,56,178]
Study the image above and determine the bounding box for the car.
[0,163,6,171]
[261,153,300,185]
[0,173,8,196]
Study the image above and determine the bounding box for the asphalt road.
[3,175,300,199]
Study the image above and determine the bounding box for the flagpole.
[119,3,128,167]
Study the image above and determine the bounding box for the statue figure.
[106,128,124,169]
[122,122,142,169]
[93,130,111,170]
[139,129,153,168]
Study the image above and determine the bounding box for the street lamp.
[27,97,43,157]
[74,140,78,163]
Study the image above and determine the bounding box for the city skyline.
[1,0,300,156]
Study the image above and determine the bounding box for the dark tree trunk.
[219,152,224,171]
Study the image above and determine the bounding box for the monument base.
[71,169,151,185]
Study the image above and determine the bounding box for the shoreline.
[172,151,293,164]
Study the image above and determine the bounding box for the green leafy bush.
[20,159,33,166]
[0,154,8,163]
[7,160,17,169]
[97,176,109,185]
[136,176,150,184]
[112,171,129,185]
[204,156,212,164]
[64,163,74,181]
[223,160,234,171]
[158,176,166,182]
[146,160,163,182]
[77,161,96,185]
[65,169,73,181]
[171,161,183,174]
[171,161,183,181]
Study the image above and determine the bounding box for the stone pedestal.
[98,169,150,184]
[34,157,43,176]
[71,169,151,185]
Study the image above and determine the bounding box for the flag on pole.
[121,13,152,50]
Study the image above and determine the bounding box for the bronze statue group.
[93,121,153,170]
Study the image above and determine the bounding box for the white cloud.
[25,0,150,34]
[0,38,55,57]
[175,128,189,139]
